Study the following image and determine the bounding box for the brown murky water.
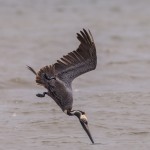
[0,0,150,150]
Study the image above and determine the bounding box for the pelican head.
[67,110,94,144]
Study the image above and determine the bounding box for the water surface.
[0,0,150,150]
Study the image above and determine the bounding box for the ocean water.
[0,0,150,149]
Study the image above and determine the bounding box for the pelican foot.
[36,92,48,97]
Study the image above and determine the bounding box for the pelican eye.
[82,119,88,124]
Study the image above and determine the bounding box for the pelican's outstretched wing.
[35,29,97,86]
[54,29,97,84]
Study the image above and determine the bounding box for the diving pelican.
[28,29,97,143]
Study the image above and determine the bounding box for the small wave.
[129,131,150,135]
[1,77,36,89]
[9,77,30,85]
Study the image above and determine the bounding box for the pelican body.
[28,29,97,144]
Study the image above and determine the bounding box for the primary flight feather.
[28,29,97,144]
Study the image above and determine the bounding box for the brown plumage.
[28,29,96,111]
[28,29,97,143]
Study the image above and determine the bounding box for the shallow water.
[0,0,150,150]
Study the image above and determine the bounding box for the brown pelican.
[27,29,97,144]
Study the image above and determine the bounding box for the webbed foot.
[36,92,48,97]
